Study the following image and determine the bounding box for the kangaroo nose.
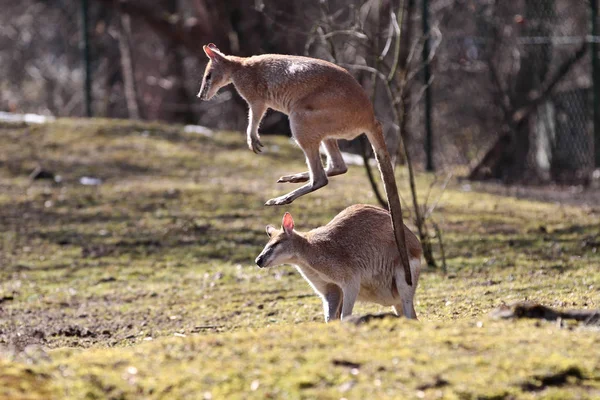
[255,254,265,268]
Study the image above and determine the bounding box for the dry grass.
[0,118,598,399]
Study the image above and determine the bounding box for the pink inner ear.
[204,45,216,59]
[282,212,294,233]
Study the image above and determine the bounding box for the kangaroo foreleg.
[247,103,267,153]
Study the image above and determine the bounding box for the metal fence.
[412,0,598,183]
[0,1,87,117]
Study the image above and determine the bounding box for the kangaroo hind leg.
[278,139,348,184]
[265,142,328,206]
[323,284,343,322]
[340,280,360,320]
[392,304,405,317]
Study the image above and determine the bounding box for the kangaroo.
[254,204,422,322]
[197,43,413,285]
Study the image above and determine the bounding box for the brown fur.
[255,205,422,322]
[198,45,413,286]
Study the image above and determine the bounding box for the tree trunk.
[116,8,141,120]
[164,0,195,124]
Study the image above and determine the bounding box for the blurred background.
[1,0,599,184]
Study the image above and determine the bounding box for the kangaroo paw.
[247,137,264,154]
[265,196,294,206]
[277,173,309,184]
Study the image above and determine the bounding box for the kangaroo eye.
[205,72,212,81]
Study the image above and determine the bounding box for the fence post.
[592,0,600,168]
[80,0,92,117]
[422,0,434,171]
[592,0,600,167]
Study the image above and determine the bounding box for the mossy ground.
[0,118,598,399]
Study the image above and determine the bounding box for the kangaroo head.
[255,212,302,268]
[197,44,234,101]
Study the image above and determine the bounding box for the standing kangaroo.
[197,43,413,285]
[255,205,421,321]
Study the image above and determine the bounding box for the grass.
[0,118,599,399]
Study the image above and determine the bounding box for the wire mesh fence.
[414,0,596,183]
[0,1,86,116]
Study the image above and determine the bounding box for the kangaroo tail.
[367,121,412,286]
[393,257,420,319]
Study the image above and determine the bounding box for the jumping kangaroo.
[197,43,413,285]
[255,205,422,321]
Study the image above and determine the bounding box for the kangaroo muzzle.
[197,86,208,100]
[197,80,211,100]
[255,254,266,268]
[255,247,273,268]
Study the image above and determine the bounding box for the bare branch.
[380,11,397,59]
[431,220,447,273]
[424,172,453,219]
[339,63,388,82]
[387,0,404,82]
[115,6,141,120]
[402,27,443,89]
[360,136,388,208]
[426,26,442,63]
[486,56,514,120]
[303,24,320,55]
[409,74,434,112]
[322,30,368,40]
[511,41,587,125]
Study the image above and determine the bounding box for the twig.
[360,136,388,208]
[380,11,398,60]
[402,27,443,91]
[193,325,223,330]
[431,220,447,273]
[340,63,389,81]
[425,172,452,219]
[422,174,440,215]
[402,126,436,269]
[387,0,404,82]
[304,24,320,55]
[322,30,368,40]
[409,74,434,112]
[362,0,388,210]
[486,49,513,118]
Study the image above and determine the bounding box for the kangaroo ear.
[282,212,294,235]
[203,43,224,60]
[266,225,277,237]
